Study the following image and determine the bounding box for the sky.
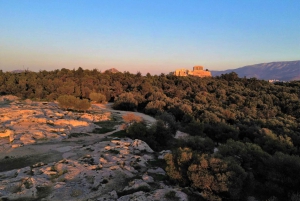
[0,0,299,74]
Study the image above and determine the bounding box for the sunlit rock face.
[0,96,188,201]
[0,138,188,201]
[0,97,110,148]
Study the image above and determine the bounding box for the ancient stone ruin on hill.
[174,66,212,78]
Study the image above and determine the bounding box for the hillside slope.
[212,60,300,81]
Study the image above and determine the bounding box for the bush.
[122,113,143,128]
[57,95,91,111]
[57,95,77,110]
[176,136,214,153]
[184,120,204,137]
[126,122,157,149]
[74,98,91,112]
[165,148,247,200]
[152,120,174,149]
[165,190,180,201]
[125,119,175,151]
[204,122,239,144]
[127,121,148,138]
[113,92,138,111]
[89,92,106,103]
[145,100,166,115]
[157,112,178,135]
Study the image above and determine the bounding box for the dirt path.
[93,103,156,124]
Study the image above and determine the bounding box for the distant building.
[174,66,212,78]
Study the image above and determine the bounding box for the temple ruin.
[174,66,212,78]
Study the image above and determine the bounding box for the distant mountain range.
[211,60,300,81]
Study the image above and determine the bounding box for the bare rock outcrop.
[0,95,19,102]
[0,98,110,148]
[0,97,189,201]
[0,129,14,143]
[0,138,188,201]
[131,139,154,153]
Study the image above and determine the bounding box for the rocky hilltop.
[0,97,109,149]
[211,60,300,81]
[104,68,120,73]
[0,96,188,201]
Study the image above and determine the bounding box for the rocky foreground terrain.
[0,96,110,149]
[0,96,188,201]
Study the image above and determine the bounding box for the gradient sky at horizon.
[0,0,299,74]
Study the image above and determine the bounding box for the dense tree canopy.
[1,68,300,200]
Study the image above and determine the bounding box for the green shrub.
[184,120,204,136]
[57,95,77,110]
[165,148,247,200]
[113,92,138,111]
[176,136,214,153]
[165,190,179,201]
[75,98,90,111]
[89,92,106,103]
[57,95,90,111]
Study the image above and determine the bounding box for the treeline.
[1,68,300,200]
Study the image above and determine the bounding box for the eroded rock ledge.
[0,138,187,201]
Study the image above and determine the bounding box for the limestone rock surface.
[0,98,110,148]
[0,138,188,201]
[0,97,189,201]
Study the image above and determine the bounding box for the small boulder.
[118,191,148,201]
[148,167,166,175]
[122,179,151,193]
[158,150,171,159]
[142,174,154,183]
[110,190,118,199]
[131,139,153,153]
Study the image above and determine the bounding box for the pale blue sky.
[0,0,299,74]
